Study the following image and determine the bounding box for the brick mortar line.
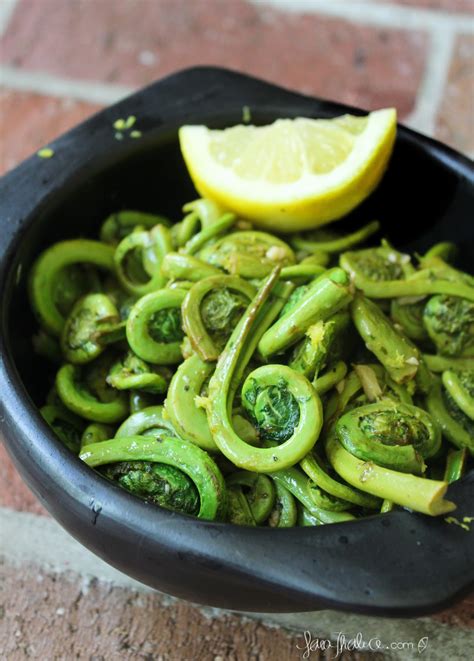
[0,504,473,661]
[0,0,18,36]
[251,0,474,31]
[404,27,456,137]
[0,65,134,105]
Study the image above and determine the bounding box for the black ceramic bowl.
[1,67,473,617]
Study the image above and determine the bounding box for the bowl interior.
[7,110,473,406]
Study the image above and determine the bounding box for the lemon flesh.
[179,109,396,233]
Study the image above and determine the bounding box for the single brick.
[435,35,474,154]
[0,90,102,175]
[0,0,427,116]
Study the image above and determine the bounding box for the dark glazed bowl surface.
[0,67,473,616]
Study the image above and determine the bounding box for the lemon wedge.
[179,109,396,232]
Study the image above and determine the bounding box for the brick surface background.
[435,34,474,153]
[0,0,473,658]
[1,0,428,117]
[0,564,384,661]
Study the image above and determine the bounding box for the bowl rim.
[0,66,473,616]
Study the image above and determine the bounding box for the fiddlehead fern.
[341,244,474,301]
[61,294,124,364]
[114,224,172,296]
[56,353,129,423]
[442,369,474,420]
[258,268,352,358]
[426,378,474,455]
[80,436,227,520]
[199,230,295,278]
[288,311,350,380]
[165,354,217,451]
[444,448,469,484]
[126,289,186,364]
[423,295,474,357]
[351,294,424,386]
[226,471,276,523]
[182,212,236,255]
[291,219,380,254]
[107,352,169,394]
[116,405,179,440]
[100,210,171,245]
[40,404,84,453]
[81,423,114,448]
[182,275,255,361]
[30,239,115,335]
[206,270,322,472]
[101,461,200,515]
[325,433,455,516]
[270,467,355,524]
[267,480,298,527]
[161,253,222,282]
[335,400,441,474]
[390,298,428,342]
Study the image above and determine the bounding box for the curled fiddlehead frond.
[172,198,227,247]
[61,294,124,364]
[165,354,217,452]
[205,269,321,471]
[270,467,355,524]
[100,211,171,245]
[102,460,200,516]
[161,252,222,282]
[312,361,348,396]
[182,275,256,361]
[226,471,276,524]
[307,481,352,512]
[182,212,236,255]
[291,220,380,254]
[351,294,428,387]
[40,404,84,453]
[335,400,442,474]
[199,230,295,278]
[129,390,155,413]
[279,263,326,282]
[80,435,227,520]
[426,378,474,455]
[116,405,179,440]
[442,369,474,420]
[30,239,115,335]
[325,433,455,516]
[107,352,169,394]
[56,353,129,423]
[126,288,186,364]
[241,366,320,447]
[258,268,352,358]
[422,354,474,373]
[227,485,256,525]
[266,480,297,527]
[390,298,428,342]
[288,310,351,380]
[341,244,474,301]
[81,423,115,448]
[444,448,469,484]
[114,224,173,296]
[423,295,474,357]
[424,242,458,263]
[300,451,380,509]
